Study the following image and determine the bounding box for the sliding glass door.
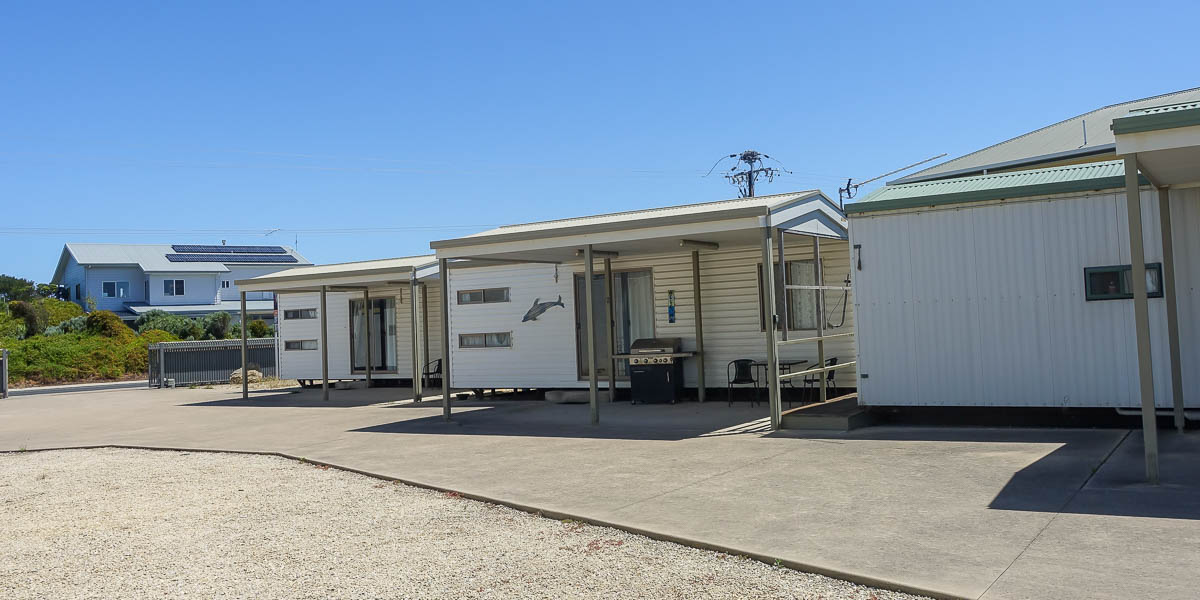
[574,269,654,378]
[350,297,397,372]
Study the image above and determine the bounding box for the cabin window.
[1084,263,1163,301]
[74,284,80,301]
[283,308,318,320]
[758,260,821,331]
[163,279,185,296]
[284,339,318,351]
[459,332,511,348]
[102,281,130,299]
[221,280,231,289]
[457,288,509,304]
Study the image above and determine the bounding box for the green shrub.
[134,310,202,340]
[199,311,232,340]
[4,328,180,385]
[85,310,134,340]
[44,315,87,336]
[0,308,23,339]
[8,301,48,339]
[43,298,84,327]
[247,319,271,338]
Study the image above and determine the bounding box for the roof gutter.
[889,144,1117,186]
[846,173,1148,216]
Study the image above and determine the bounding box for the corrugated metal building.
[847,93,1200,420]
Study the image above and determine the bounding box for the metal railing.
[1,348,8,399]
[148,338,276,388]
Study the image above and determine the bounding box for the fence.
[148,338,277,388]
[1,348,8,399]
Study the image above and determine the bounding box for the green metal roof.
[845,160,1144,215]
[1111,101,1200,135]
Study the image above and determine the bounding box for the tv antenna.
[704,150,791,197]
[839,153,947,204]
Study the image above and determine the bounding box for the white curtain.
[788,260,818,330]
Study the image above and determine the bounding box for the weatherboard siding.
[84,266,147,312]
[850,187,1200,408]
[446,242,856,390]
[276,284,442,380]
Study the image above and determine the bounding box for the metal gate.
[148,339,277,387]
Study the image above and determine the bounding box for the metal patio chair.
[727,359,760,407]
[801,357,838,404]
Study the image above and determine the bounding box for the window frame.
[757,259,822,332]
[458,331,512,349]
[283,308,318,320]
[284,339,319,351]
[101,281,130,299]
[1084,263,1164,301]
[221,280,231,289]
[163,279,185,297]
[457,287,510,305]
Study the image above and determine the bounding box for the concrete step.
[780,395,873,431]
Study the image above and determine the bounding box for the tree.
[134,310,202,340]
[8,301,48,339]
[199,311,232,340]
[247,319,271,338]
[0,275,36,302]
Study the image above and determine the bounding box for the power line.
[706,150,791,198]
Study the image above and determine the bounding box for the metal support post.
[363,288,372,388]
[585,245,599,424]
[240,291,248,400]
[320,285,329,402]
[1158,187,1185,433]
[777,228,788,342]
[760,227,781,428]
[813,236,826,403]
[1124,155,1159,484]
[604,257,616,402]
[410,271,421,401]
[439,258,452,420]
[691,250,707,402]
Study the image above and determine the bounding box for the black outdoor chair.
[801,357,838,403]
[727,359,760,407]
[421,359,442,388]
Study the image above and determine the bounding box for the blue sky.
[2,1,1197,281]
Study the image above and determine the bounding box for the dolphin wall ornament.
[522,295,565,322]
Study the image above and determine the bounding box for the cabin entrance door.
[574,269,653,379]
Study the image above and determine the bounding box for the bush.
[0,308,24,339]
[43,298,84,327]
[8,300,48,339]
[247,319,271,338]
[199,311,232,340]
[85,310,135,340]
[4,328,180,385]
[44,315,87,336]
[134,310,203,340]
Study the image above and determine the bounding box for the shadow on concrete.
[773,425,1200,520]
[179,386,409,408]
[351,398,773,441]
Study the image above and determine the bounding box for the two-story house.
[50,243,312,323]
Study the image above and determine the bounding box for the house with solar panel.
[51,243,311,323]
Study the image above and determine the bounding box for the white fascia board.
[1115,124,1200,155]
[434,215,763,259]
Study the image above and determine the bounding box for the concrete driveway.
[1,385,1197,600]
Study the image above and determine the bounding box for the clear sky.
[2,1,1197,281]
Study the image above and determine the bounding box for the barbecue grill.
[620,337,694,404]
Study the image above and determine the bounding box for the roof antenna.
[839,153,948,206]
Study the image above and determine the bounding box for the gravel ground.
[0,449,926,600]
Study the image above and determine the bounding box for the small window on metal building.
[283,308,318,320]
[457,288,509,305]
[1084,263,1163,301]
[284,339,318,351]
[459,332,511,348]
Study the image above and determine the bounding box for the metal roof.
[1111,100,1200,135]
[893,87,1200,184]
[125,300,276,315]
[846,160,1143,215]
[53,243,311,283]
[431,191,837,250]
[236,255,437,290]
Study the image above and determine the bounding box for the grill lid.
[629,337,682,354]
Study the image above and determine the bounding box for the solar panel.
[165,254,299,263]
[171,245,287,254]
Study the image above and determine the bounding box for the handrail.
[778,360,858,381]
[776,331,855,346]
